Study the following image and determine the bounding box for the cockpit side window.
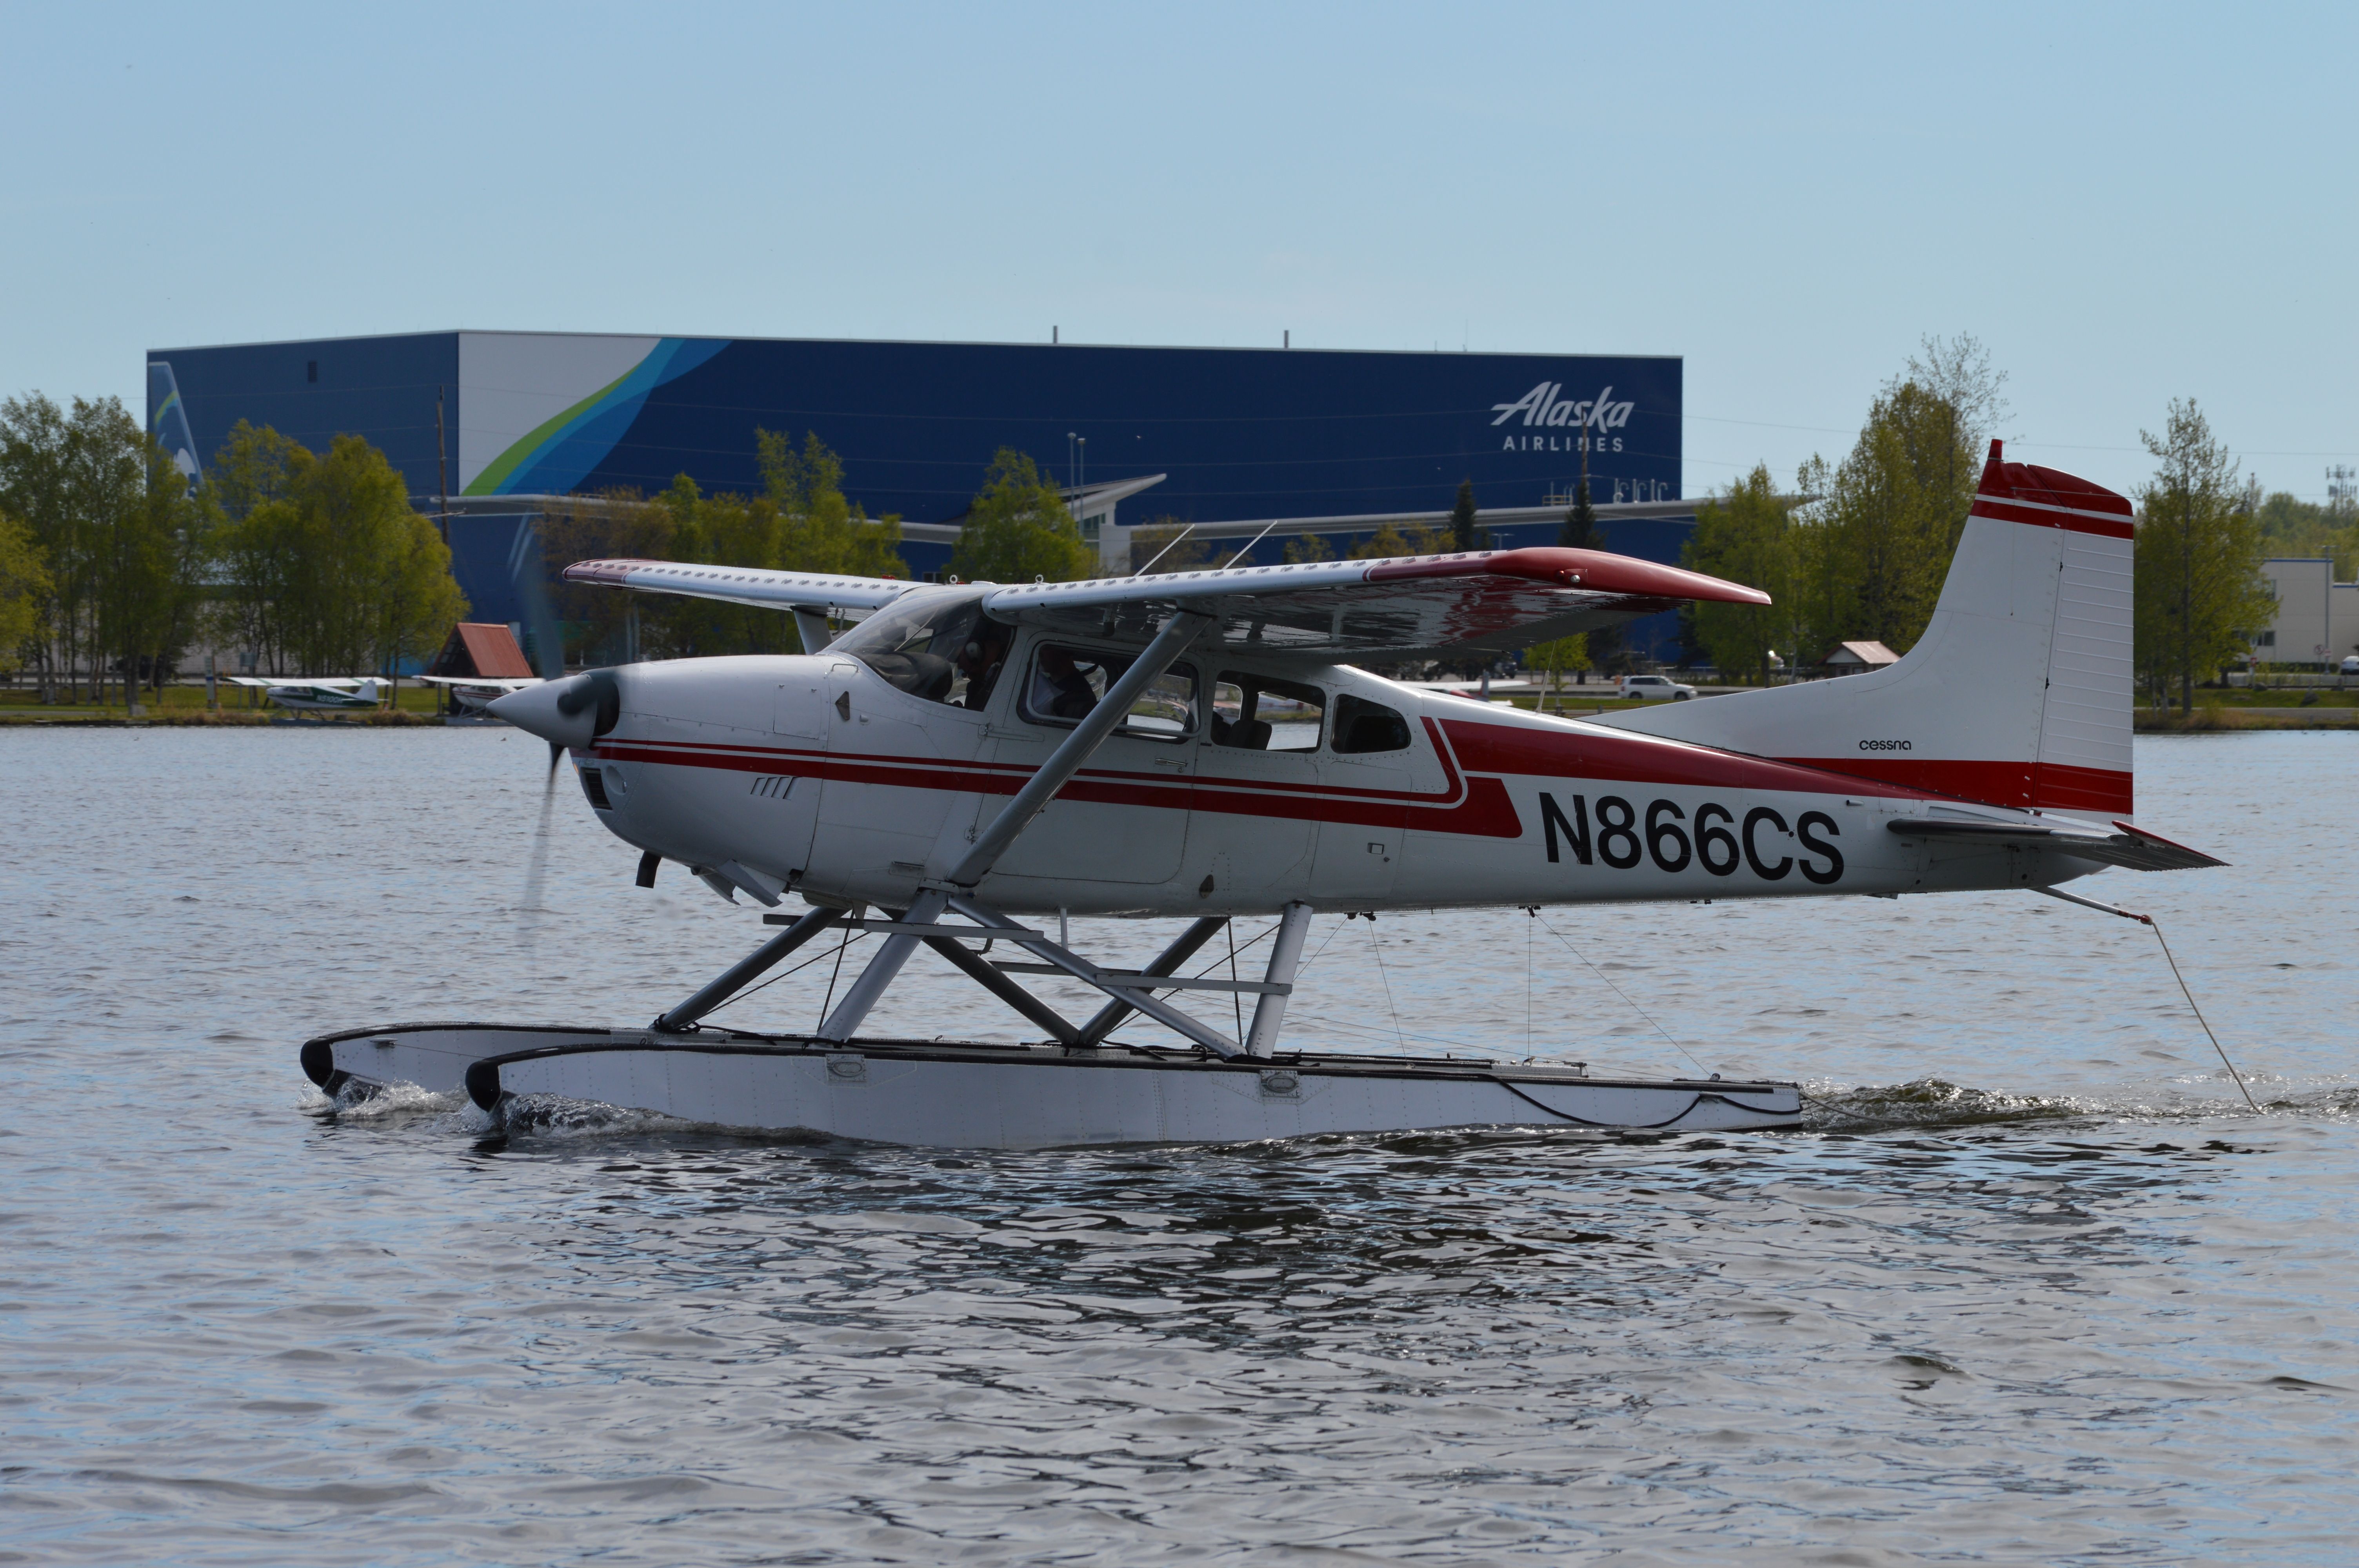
[1018,644,1199,741]
[827,590,1012,710]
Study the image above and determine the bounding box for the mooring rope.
[2030,886,2260,1113]
[2149,916,2261,1112]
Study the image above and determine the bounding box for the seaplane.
[303,444,2223,1148]
[225,675,387,714]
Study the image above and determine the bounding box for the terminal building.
[147,330,1699,665]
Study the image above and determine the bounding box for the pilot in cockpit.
[957,623,1013,712]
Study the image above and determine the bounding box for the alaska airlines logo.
[1491,382,1636,430]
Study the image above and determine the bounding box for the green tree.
[207,428,465,678]
[98,435,215,708]
[948,449,1093,584]
[758,428,905,581]
[1899,333,2011,559]
[539,432,903,662]
[1350,520,1451,560]
[205,420,313,673]
[645,474,796,658]
[1448,479,1481,552]
[2253,488,2358,579]
[2,394,91,701]
[1523,633,1588,708]
[2134,399,2271,709]
[1683,465,1799,684]
[0,394,215,708]
[1557,478,1598,550]
[1806,379,1979,654]
[1130,518,1212,574]
[1282,530,1337,564]
[0,508,51,671]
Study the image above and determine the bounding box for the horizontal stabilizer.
[1887,816,2226,871]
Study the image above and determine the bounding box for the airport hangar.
[147,331,1697,667]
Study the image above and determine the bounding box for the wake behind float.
[303,444,2217,1150]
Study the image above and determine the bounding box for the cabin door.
[810,660,992,884]
[750,665,833,881]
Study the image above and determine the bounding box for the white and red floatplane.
[304,444,2221,1148]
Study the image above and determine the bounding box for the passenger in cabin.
[1028,646,1098,720]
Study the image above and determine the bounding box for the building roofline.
[152,328,1681,363]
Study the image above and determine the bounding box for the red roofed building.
[427,622,535,680]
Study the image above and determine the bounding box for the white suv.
[1617,674,1696,701]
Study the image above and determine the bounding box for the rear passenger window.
[1331,694,1410,754]
[1211,674,1324,751]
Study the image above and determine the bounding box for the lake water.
[2,727,2354,1564]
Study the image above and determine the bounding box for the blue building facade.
[149,331,1692,657]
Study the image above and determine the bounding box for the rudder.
[1596,442,2135,817]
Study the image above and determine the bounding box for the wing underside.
[560,546,1768,661]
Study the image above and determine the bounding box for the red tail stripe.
[1969,495,2135,539]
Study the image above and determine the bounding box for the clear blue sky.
[5,1,2352,503]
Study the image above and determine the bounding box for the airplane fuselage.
[571,642,2101,918]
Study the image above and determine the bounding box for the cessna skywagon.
[225,676,387,713]
[304,444,2223,1148]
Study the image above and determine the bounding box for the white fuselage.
[267,681,381,713]
[571,641,2103,919]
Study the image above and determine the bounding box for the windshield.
[828,589,1014,710]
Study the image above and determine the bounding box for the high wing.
[559,547,1768,661]
[413,675,543,691]
[222,676,363,689]
[560,561,918,617]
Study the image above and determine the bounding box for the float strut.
[1244,900,1315,1057]
[1076,916,1230,1046]
[916,926,1088,1047]
[814,610,1212,1046]
[655,904,844,1032]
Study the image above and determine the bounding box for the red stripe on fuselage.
[1439,719,1922,800]
[1772,755,2132,815]
[590,716,2112,838]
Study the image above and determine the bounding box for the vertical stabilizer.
[1597,443,2135,817]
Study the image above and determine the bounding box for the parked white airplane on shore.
[305,445,2222,1147]
[225,676,386,713]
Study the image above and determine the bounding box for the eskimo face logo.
[1491,382,1636,430]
